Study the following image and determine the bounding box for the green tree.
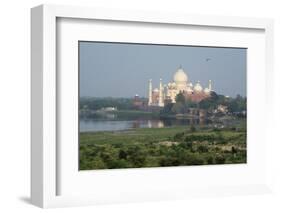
[175,92,186,104]
[185,99,198,108]
[160,103,175,114]
[119,149,128,159]
[198,91,219,110]
[127,146,147,167]
[173,132,185,141]
[231,146,237,155]
[171,102,185,114]
[225,94,246,113]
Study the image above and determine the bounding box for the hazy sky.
[79,42,246,98]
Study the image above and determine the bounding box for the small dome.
[173,67,188,83]
[194,81,203,92]
[204,88,210,94]
[153,88,159,92]
[187,87,193,93]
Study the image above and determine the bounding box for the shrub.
[215,154,226,164]
[190,125,196,132]
[173,132,185,141]
[160,157,181,167]
[118,149,128,159]
[197,145,209,153]
[206,156,214,164]
[107,159,131,169]
[231,146,237,154]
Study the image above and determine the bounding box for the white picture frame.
[31,4,274,208]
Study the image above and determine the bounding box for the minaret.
[208,80,212,91]
[163,84,166,100]
[148,79,152,106]
[158,78,164,107]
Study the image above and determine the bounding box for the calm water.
[80,118,210,132]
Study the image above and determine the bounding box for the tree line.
[80,97,136,111]
[161,92,246,115]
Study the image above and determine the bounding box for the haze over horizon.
[79,42,247,98]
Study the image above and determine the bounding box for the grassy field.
[79,121,246,170]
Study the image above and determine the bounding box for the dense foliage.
[80,97,158,120]
[80,97,136,110]
[161,92,246,115]
[199,92,247,113]
[80,123,246,170]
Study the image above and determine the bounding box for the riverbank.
[80,123,246,170]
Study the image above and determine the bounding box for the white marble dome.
[194,81,203,92]
[173,68,188,83]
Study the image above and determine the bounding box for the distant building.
[133,94,144,108]
[147,66,213,107]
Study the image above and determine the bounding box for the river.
[80,118,211,132]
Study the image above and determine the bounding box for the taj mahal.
[148,66,213,107]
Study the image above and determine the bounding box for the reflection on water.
[80,118,211,132]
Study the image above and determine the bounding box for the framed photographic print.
[78,41,247,170]
[31,4,274,208]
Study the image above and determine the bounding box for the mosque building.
[148,66,213,107]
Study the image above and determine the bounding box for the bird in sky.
[206,58,211,62]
